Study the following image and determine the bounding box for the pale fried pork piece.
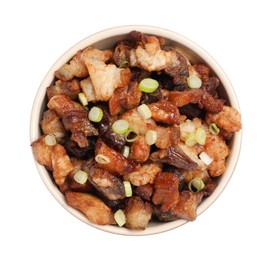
[31,135,54,169]
[65,191,115,225]
[205,135,229,177]
[169,89,224,114]
[51,144,74,185]
[48,95,98,147]
[134,183,154,201]
[85,59,131,102]
[125,196,152,230]
[95,139,138,175]
[154,125,180,149]
[41,110,67,139]
[47,79,80,100]
[205,105,242,134]
[148,100,180,125]
[152,172,179,212]
[121,108,156,135]
[55,46,113,81]
[89,168,125,200]
[150,145,198,171]
[123,163,161,186]
[130,135,150,163]
[109,81,142,116]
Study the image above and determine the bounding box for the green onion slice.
[114,209,126,227]
[122,145,130,158]
[119,60,129,68]
[195,127,206,145]
[95,154,110,164]
[88,106,103,122]
[188,178,205,192]
[124,129,138,142]
[78,92,88,106]
[139,78,159,93]
[44,134,57,146]
[187,75,202,89]
[209,123,220,135]
[185,132,197,147]
[137,104,152,120]
[145,130,157,145]
[199,151,213,165]
[123,181,133,197]
[112,119,129,134]
[74,170,88,184]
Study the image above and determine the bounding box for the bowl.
[30,25,242,235]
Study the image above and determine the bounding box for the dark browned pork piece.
[95,139,139,175]
[134,183,154,201]
[89,168,125,200]
[125,196,152,230]
[48,95,98,147]
[65,191,115,225]
[150,146,198,171]
[168,89,224,114]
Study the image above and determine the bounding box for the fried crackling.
[65,191,115,225]
[41,110,66,139]
[85,59,131,102]
[152,172,179,212]
[55,46,113,81]
[204,134,229,177]
[205,105,242,134]
[125,196,152,230]
[51,144,74,186]
[123,163,161,186]
[47,79,81,100]
[134,183,154,201]
[130,135,150,163]
[148,100,180,125]
[154,125,180,149]
[95,139,138,175]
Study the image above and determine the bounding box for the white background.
[1,0,270,259]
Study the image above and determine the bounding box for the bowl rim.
[30,25,242,236]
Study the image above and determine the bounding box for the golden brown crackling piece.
[152,172,179,212]
[31,135,53,170]
[109,81,142,116]
[154,125,180,149]
[205,134,229,177]
[51,144,74,186]
[148,100,180,125]
[170,190,204,221]
[129,135,150,163]
[65,191,115,225]
[41,110,67,139]
[125,196,152,230]
[55,46,113,81]
[205,105,242,133]
[85,59,131,102]
[47,79,81,100]
[123,163,161,186]
[95,139,138,175]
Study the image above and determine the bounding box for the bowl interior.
[30,25,242,235]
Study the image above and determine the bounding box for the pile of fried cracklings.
[31,31,242,230]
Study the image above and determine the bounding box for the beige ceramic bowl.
[30,25,242,235]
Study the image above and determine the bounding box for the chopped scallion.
[114,209,126,227]
[112,119,129,134]
[145,130,157,145]
[137,104,152,120]
[119,60,129,68]
[188,178,205,192]
[199,151,213,165]
[187,75,202,89]
[88,106,103,122]
[209,123,220,135]
[123,181,133,197]
[78,92,88,106]
[73,170,88,184]
[122,145,130,158]
[195,127,206,145]
[95,154,110,164]
[44,134,57,146]
[124,129,138,142]
[139,78,159,93]
[185,132,197,147]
